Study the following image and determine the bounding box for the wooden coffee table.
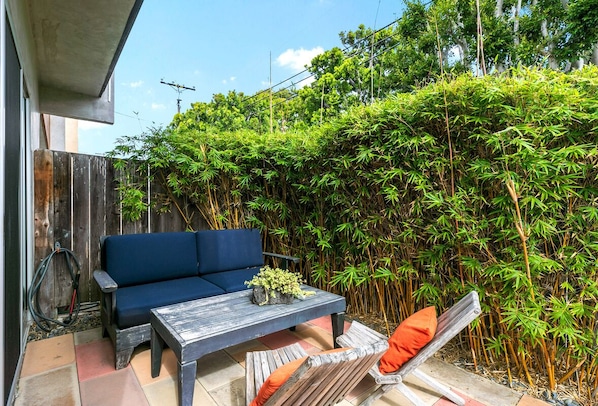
[150,285,346,406]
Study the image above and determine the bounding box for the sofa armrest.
[93,270,118,293]
[263,252,300,270]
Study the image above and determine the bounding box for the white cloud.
[230,76,236,82]
[151,103,166,110]
[277,47,324,72]
[128,80,144,88]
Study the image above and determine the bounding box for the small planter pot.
[252,286,294,305]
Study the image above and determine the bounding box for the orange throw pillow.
[250,348,349,406]
[379,306,437,374]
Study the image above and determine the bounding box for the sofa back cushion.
[103,232,198,287]
[197,229,264,274]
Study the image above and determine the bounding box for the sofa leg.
[115,348,134,370]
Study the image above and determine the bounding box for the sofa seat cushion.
[104,232,199,287]
[200,267,261,293]
[197,229,264,274]
[114,277,225,329]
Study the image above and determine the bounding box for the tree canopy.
[167,0,598,134]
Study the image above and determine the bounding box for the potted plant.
[245,266,315,305]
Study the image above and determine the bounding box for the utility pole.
[160,79,196,113]
[269,52,273,134]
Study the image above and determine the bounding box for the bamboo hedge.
[113,67,598,397]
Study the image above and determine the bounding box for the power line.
[115,110,155,122]
[248,22,406,115]
[250,0,435,116]
[241,18,402,109]
[247,0,436,110]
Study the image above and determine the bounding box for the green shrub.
[112,67,598,394]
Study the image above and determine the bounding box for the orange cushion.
[379,306,437,374]
[250,348,349,406]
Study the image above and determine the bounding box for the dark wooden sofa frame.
[93,228,298,369]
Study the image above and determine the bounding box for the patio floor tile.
[130,346,177,385]
[517,394,554,405]
[20,334,75,378]
[143,378,213,406]
[308,314,352,333]
[75,338,115,381]
[257,327,313,350]
[290,323,337,350]
[434,390,486,405]
[14,364,79,406]
[207,377,245,406]
[224,339,269,365]
[79,367,148,406]
[196,350,245,392]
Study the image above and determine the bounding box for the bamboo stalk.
[503,340,513,387]
[467,325,479,371]
[519,351,535,387]
[478,323,492,365]
[558,357,586,384]
[539,338,556,390]
[505,179,535,301]
[158,170,193,229]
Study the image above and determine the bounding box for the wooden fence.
[33,149,205,315]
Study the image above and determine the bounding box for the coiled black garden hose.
[28,242,81,332]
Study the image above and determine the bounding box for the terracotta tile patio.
[13,316,549,406]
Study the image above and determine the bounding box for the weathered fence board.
[72,153,91,306]
[52,152,70,309]
[32,149,206,313]
[34,150,55,317]
[88,155,108,302]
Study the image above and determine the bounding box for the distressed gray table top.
[150,285,346,363]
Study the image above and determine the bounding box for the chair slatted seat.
[245,340,388,406]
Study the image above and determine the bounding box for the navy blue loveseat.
[93,228,298,369]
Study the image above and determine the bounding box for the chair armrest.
[93,270,118,293]
[263,252,300,270]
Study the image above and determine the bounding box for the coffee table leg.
[178,360,196,406]
[331,311,345,348]
[151,327,164,378]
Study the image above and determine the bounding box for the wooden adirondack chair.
[245,340,389,406]
[336,291,482,406]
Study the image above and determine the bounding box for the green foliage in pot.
[245,266,315,305]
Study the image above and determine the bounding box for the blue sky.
[78,1,406,155]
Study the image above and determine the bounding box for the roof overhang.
[28,0,143,123]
